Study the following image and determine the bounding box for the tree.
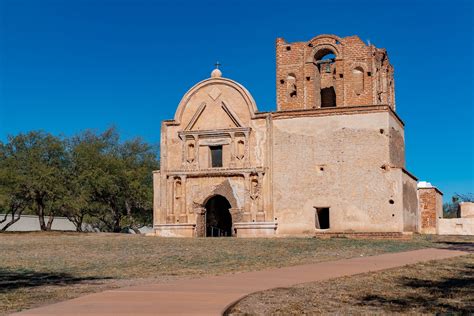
[443,193,474,218]
[0,132,68,231]
[0,129,158,233]
[67,128,158,232]
[0,143,30,231]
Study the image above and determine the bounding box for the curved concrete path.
[15,248,469,316]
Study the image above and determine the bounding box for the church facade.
[152,34,421,237]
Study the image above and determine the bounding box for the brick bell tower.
[276,34,395,111]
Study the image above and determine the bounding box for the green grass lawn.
[0,232,471,315]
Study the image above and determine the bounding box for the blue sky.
[0,0,473,200]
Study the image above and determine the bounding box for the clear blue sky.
[0,0,473,200]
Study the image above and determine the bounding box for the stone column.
[229,132,236,168]
[181,136,186,168]
[167,177,175,223]
[179,175,188,223]
[194,205,206,237]
[256,172,265,222]
[243,173,251,222]
[229,207,242,237]
[195,136,200,170]
[244,132,250,168]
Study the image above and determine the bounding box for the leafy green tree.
[0,132,68,231]
[0,129,158,233]
[66,128,158,232]
[0,142,30,231]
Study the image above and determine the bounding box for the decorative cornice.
[166,167,265,178]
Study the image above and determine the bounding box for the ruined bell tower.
[276,34,395,111]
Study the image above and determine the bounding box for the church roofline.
[172,76,258,125]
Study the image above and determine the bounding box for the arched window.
[314,48,337,108]
[286,73,297,100]
[352,67,364,95]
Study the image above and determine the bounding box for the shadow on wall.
[357,262,474,313]
[0,269,112,293]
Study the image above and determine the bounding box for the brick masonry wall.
[276,34,395,111]
[417,188,440,234]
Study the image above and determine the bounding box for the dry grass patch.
[227,252,474,315]
[0,232,470,315]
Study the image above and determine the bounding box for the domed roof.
[211,68,222,78]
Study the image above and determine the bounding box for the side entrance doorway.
[205,195,232,237]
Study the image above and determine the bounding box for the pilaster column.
[179,175,188,223]
[256,172,265,222]
[229,132,236,168]
[167,176,175,223]
[243,173,251,222]
[194,205,206,237]
[244,131,250,168]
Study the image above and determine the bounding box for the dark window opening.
[315,207,330,229]
[286,46,291,51]
[210,146,222,168]
[321,87,336,108]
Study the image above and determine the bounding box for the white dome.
[211,68,222,78]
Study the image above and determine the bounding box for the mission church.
[152,33,426,238]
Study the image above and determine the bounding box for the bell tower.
[276,34,395,111]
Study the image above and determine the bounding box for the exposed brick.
[276,34,395,111]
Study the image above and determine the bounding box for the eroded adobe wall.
[388,114,406,168]
[276,34,395,111]
[271,111,405,235]
[402,171,418,232]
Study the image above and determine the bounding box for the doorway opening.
[315,207,330,230]
[205,195,232,237]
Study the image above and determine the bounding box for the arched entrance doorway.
[205,195,232,237]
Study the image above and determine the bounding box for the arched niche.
[352,66,365,95]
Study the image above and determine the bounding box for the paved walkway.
[16,248,469,316]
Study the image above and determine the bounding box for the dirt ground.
[1,232,471,315]
[227,252,474,315]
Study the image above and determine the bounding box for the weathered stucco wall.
[437,202,474,236]
[402,170,418,232]
[438,218,474,235]
[271,111,407,235]
[460,202,474,218]
[388,114,405,168]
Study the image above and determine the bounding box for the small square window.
[210,146,222,168]
[315,207,330,229]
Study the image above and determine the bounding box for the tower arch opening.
[313,49,337,108]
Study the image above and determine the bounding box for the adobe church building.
[152,33,437,238]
